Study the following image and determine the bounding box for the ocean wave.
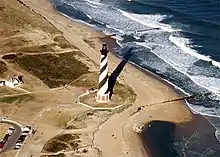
[138,38,220,98]
[119,9,220,70]
[86,3,98,8]
[127,0,220,28]
[118,9,175,33]
[53,0,220,119]
[170,35,211,62]
[84,0,102,6]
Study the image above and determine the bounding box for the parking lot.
[0,121,31,152]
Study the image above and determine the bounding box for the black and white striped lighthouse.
[96,43,110,103]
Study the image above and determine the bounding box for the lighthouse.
[96,43,110,103]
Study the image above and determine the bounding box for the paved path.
[0,119,22,152]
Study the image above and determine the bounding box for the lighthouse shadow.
[108,48,133,99]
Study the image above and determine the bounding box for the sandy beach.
[15,0,196,156]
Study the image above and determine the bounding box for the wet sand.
[102,29,220,157]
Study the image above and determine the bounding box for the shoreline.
[76,15,220,157]
[17,0,218,157]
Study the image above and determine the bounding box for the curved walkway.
[77,89,124,110]
[0,118,22,152]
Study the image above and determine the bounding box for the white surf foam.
[86,3,99,8]
[56,1,220,117]
[119,9,176,33]
[185,101,220,142]
[169,35,210,61]
[86,14,92,19]
[169,35,220,95]
[119,9,220,69]
[190,75,220,96]
[84,0,102,6]
[121,9,220,98]
[137,40,220,97]
[105,24,125,34]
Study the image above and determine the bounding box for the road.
[0,118,22,152]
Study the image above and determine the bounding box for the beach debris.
[132,124,145,133]
[112,134,116,139]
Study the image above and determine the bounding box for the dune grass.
[14,52,89,88]
[0,95,34,104]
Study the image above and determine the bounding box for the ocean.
[51,0,220,156]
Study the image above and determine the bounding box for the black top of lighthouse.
[100,43,109,56]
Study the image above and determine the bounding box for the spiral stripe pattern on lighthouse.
[98,54,109,94]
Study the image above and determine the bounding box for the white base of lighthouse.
[96,92,110,103]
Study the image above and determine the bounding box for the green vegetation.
[74,72,136,106]
[42,134,81,153]
[40,154,65,157]
[71,73,98,88]
[0,95,34,104]
[15,52,89,88]
[54,134,80,143]
[82,149,88,153]
[114,82,136,102]
[42,140,69,153]
[70,141,79,151]
[65,125,78,130]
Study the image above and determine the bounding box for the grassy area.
[40,154,65,157]
[72,72,136,103]
[80,92,121,108]
[14,52,89,88]
[70,141,80,151]
[43,134,81,153]
[0,126,8,140]
[114,82,136,102]
[53,134,80,143]
[71,73,98,88]
[0,61,7,74]
[65,125,78,130]
[42,140,69,153]
[0,95,34,104]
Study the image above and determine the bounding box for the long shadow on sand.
[108,48,133,99]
